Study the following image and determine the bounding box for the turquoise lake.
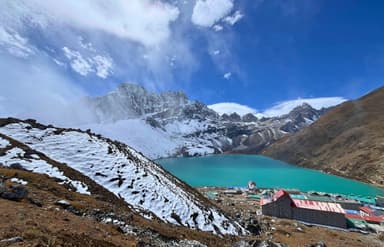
[157,154,384,197]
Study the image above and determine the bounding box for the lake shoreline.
[157,152,384,190]
[158,154,384,197]
[223,151,384,189]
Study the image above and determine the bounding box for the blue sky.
[0,0,383,118]
[184,0,384,109]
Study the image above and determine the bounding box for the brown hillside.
[262,86,384,186]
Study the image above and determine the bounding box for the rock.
[0,179,5,194]
[305,241,327,247]
[28,197,43,207]
[235,240,283,247]
[0,186,28,201]
[242,113,258,122]
[296,227,304,232]
[9,163,25,170]
[55,199,71,208]
[314,241,327,247]
[176,240,207,247]
[0,236,23,245]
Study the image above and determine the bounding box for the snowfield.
[0,121,245,235]
[81,118,226,159]
[84,119,180,159]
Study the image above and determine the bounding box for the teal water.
[157,154,384,197]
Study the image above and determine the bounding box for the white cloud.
[212,50,220,55]
[0,26,34,58]
[62,47,113,79]
[63,47,93,76]
[212,24,224,31]
[192,0,234,27]
[223,72,232,79]
[262,97,348,117]
[93,55,113,79]
[0,54,95,125]
[3,0,180,47]
[208,102,258,116]
[223,10,244,25]
[78,37,96,52]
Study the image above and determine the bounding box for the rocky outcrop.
[1,185,28,201]
[242,113,258,122]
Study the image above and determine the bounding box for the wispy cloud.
[223,72,232,79]
[3,0,180,47]
[223,10,244,25]
[209,97,347,118]
[0,0,245,125]
[0,26,35,58]
[0,53,94,125]
[62,46,113,79]
[262,97,347,117]
[191,0,234,27]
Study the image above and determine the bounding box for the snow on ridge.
[83,119,180,160]
[0,145,90,195]
[208,102,259,117]
[0,136,9,148]
[0,122,244,235]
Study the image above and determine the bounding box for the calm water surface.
[157,154,384,197]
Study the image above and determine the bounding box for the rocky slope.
[262,87,384,186]
[0,118,244,236]
[0,167,244,246]
[81,83,328,159]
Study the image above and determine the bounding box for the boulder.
[0,179,5,194]
[0,186,28,201]
[9,163,25,170]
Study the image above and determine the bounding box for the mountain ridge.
[261,86,384,186]
[80,83,330,159]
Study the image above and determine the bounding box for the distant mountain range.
[262,87,384,186]
[80,83,330,159]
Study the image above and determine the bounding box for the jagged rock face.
[81,83,328,158]
[279,103,324,133]
[85,83,189,122]
[242,113,258,122]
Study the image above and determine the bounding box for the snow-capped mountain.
[0,118,245,235]
[80,83,329,159]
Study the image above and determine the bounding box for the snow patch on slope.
[0,136,9,148]
[83,119,180,159]
[0,122,244,235]
[0,145,90,195]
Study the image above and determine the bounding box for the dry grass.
[0,168,242,246]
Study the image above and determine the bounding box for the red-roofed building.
[262,190,347,228]
[293,199,346,214]
[359,206,375,216]
[345,214,384,224]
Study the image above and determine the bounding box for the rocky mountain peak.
[78,83,332,158]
